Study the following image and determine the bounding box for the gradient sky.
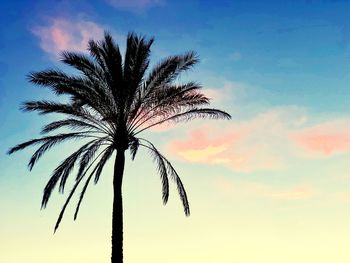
[2,1,350,262]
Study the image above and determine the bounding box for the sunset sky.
[2,1,350,262]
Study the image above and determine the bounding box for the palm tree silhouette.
[8,32,231,262]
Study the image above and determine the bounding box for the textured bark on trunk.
[111,149,125,263]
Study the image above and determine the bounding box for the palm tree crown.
[8,32,231,262]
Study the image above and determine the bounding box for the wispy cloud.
[167,100,350,172]
[32,17,105,58]
[267,186,315,200]
[168,107,305,172]
[214,177,315,201]
[105,0,164,12]
[291,119,350,156]
[170,128,241,163]
[203,81,245,103]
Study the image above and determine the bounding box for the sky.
[1,0,350,262]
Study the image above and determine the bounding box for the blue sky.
[2,1,350,262]
[2,1,350,110]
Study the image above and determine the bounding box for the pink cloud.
[105,0,164,12]
[291,120,350,156]
[167,108,303,172]
[167,104,350,172]
[32,18,105,58]
[168,127,241,163]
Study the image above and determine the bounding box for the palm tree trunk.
[111,149,125,263]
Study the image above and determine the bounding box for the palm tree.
[8,32,231,262]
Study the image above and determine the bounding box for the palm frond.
[22,101,113,135]
[164,158,190,216]
[94,146,114,184]
[28,70,114,118]
[60,51,117,111]
[141,141,169,204]
[76,139,104,180]
[130,53,200,126]
[88,39,108,73]
[127,82,207,130]
[28,70,96,99]
[128,84,210,133]
[129,137,139,161]
[27,133,93,171]
[54,175,84,233]
[164,108,231,121]
[41,141,95,209]
[134,108,231,135]
[124,33,154,111]
[73,164,99,220]
[41,118,102,134]
[148,81,205,105]
[139,139,190,214]
[96,32,124,109]
[73,146,114,220]
[142,51,199,100]
[22,100,90,117]
[53,148,109,232]
[8,132,89,155]
[60,51,104,81]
